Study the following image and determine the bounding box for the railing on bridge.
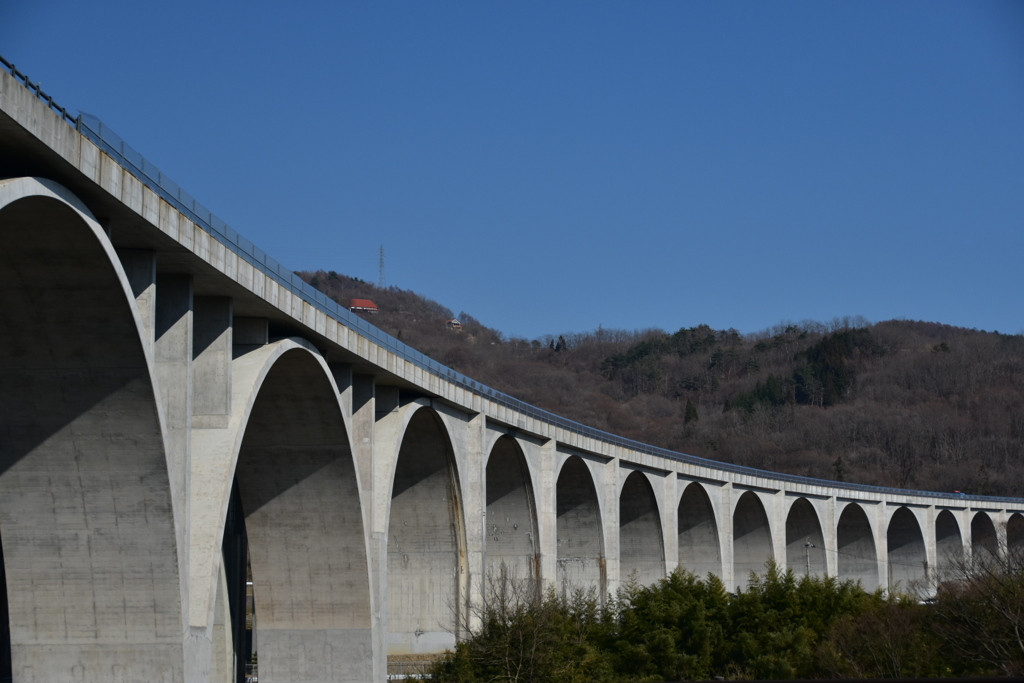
[2,54,1017,506]
[0,56,78,126]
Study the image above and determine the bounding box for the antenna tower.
[378,246,386,289]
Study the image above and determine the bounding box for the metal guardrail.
[0,56,77,126]
[3,55,1021,507]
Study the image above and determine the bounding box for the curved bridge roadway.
[1,62,1022,683]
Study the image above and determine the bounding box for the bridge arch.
[678,482,722,578]
[384,405,468,655]
[887,507,927,594]
[189,338,373,681]
[1007,513,1024,556]
[228,342,372,681]
[935,509,963,579]
[555,456,605,597]
[733,491,773,589]
[972,512,998,562]
[837,503,879,590]
[619,471,665,586]
[785,498,826,577]
[484,435,539,582]
[0,178,183,680]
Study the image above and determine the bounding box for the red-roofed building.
[348,299,378,314]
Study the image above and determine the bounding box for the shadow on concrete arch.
[0,180,183,681]
[1008,513,1024,555]
[887,507,927,595]
[837,504,878,591]
[388,407,467,656]
[619,471,665,587]
[678,482,721,579]
[485,435,539,583]
[786,498,826,578]
[972,512,998,562]
[233,347,372,682]
[734,491,773,589]
[935,509,963,579]
[556,456,605,599]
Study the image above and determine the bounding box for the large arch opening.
[619,471,665,587]
[556,456,605,597]
[234,348,371,682]
[678,482,721,578]
[733,491,773,589]
[972,512,998,563]
[837,504,878,591]
[935,510,963,580]
[785,498,826,577]
[485,436,539,582]
[388,408,466,655]
[887,507,927,594]
[1007,514,1024,558]
[0,184,183,680]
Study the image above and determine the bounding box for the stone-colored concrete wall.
[619,471,665,586]
[887,507,928,592]
[555,456,606,597]
[733,491,775,589]
[0,179,185,682]
[785,497,827,577]
[385,408,466,655]
[484,436,540,582]
[677,482,723,579]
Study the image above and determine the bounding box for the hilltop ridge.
[299,269,1024,496]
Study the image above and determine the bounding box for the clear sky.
[3,1,1022,340]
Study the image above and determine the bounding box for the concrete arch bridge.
[1,61,1023,682]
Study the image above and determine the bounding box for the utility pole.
[378,245,386,289]
[804,537,816,576]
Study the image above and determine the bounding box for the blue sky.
[4,1,1022,340]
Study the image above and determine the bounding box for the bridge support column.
[153,274,208,678]
[116,249,157,348]
[466,414,488,632]
[661,471,678,578]
[193,297,232,429]
[924,506,938,588]
[771,491,787,571]
[996,511,1009,558]
[537,440,559,591]
[875,503,890,592]
[189,292,238,682]
[823,497,837,577]
[155,273,194,528]
[603,458,620,597]
[349,373,386,682]
[720,484,735,591]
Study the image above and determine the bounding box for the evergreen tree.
[684,399,699,424]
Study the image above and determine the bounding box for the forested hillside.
[300,269,1024,496]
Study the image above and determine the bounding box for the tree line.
[431,551,1024,682]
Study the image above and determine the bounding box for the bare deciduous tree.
[933,545,1024,675]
